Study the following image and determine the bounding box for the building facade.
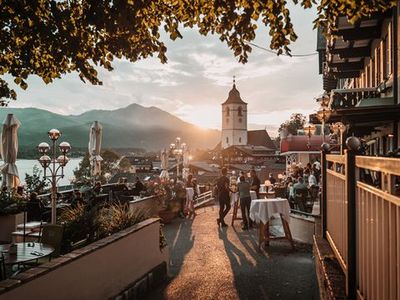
[315,5,400,299]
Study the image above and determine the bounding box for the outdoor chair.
[26,201,43,222]
[309,186,319,202]
[40,224,64,258]
[274,187,287,198]
[294,189,309,212]
[0,253,6,281]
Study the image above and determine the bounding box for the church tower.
[221,77,248,149]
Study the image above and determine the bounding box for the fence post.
[321,146,329,238]
[345,149,357,299]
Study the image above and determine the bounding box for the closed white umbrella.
[0,114,21,189]
[182,149,190,180]
[88,121,103,176]
[160,149,169,180]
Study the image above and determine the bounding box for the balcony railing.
[329,87,380,109]
[322,152,400,299]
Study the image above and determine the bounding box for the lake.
[0,158,82,187]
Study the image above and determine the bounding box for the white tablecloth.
[249,198,290,224]
[231,190,257,203]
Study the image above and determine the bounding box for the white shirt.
[308,174,317,187]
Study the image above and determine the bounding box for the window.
[239,137,242,143]
[376,45,381,85]
[239,118,242,123]
[225,107,230,117]
[238,106,243,116]
[371,56,375,87]
[226,118,229,124]
[226,137,229,144]
[383,31,392,79]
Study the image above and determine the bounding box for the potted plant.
[157,183,176,224]
[0,191,27,242]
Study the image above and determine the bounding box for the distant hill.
[0,104,221,152]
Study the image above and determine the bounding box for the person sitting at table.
[93,181,103,195]
[268,173,276,185]
[27,192,44,222]
[250,169,261,199]
[133,176,145,195]
[293,177,308,193]
[237,175,253,230]
[71,190,85,208]
[117,177,129,191]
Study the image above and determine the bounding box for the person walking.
[250,169,261,199]
[237,175,252,230]
[216,167,231,227]
[185,174,197,218]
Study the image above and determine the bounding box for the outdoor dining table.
[0,242,54,266]
[249,198,294,250]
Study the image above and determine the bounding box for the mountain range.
[0,104,221,152]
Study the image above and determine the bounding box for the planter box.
[0,213,24,243]
[289,213,315,244]
[0,218,169,300]
[129,195,163,217]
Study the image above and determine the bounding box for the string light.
[247,42,318,57]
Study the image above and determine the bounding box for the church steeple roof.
[222,76,247,105]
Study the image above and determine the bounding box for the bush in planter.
[0,191,27,216]
[96,203,147,238]
[59,203,90,252]
[25,165,48,194]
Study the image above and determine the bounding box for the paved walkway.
[147,206,319,300]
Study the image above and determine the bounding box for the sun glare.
[179,105,221,129]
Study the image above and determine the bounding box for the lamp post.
[170,137,186,179]
[330,122,346,154]
[316,107,332,137]
[38,129,71,224]
[304,123,317,149]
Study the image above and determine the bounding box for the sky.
[8,4,322,137]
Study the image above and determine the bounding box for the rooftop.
[222,83,247,105]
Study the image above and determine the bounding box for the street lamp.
[316,107,332,137]
[316,94,330,108]
[38,129,71,224]
[170,137,186,178]
[304,123,317,149]
[330,122,346,154]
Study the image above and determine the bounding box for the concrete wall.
[129,195,162,217]
[289,214,315,244]
[0,218,168,300]
[0,213,23,242]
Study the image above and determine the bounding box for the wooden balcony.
[329,87,380,109]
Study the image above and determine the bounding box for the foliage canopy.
[279,113,307,136]
[0,0,396,101]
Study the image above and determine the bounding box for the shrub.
[96,203,147,238]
